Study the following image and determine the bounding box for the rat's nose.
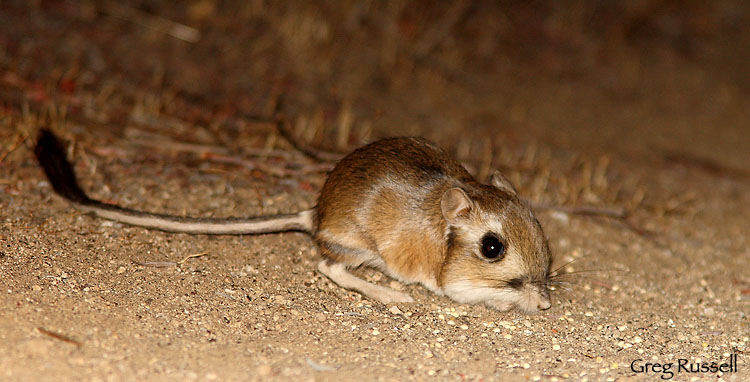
[537,299,551,311]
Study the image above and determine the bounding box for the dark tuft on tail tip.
[35,129,93,204]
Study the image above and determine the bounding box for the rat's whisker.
[550,257,581,275]
[548,284,574,292]
[551,268,627,278]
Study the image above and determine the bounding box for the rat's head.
[438,172,552,313]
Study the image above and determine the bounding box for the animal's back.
[314,137,473,286]
[316,137,471,228]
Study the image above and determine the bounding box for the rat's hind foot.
[317,260,414,304]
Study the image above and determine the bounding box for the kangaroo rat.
[35,130,552,312]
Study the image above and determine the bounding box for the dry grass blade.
[124,127,305,160]
[133,252,208,268]
[129,137,231,156]
[336,100,354,150]
[305,357,338,372]
[412,0,473,59]
[179,252,208,264]
[204,152,333,177]
[275,116,344,162]
[102,1,201,43]
[530,202,626,219]
[0,133,28,165]
[663,151,750,181]
[37,327,82,348]
[118,126,333,177]
[134,261,177,268]
[531,201,661,243]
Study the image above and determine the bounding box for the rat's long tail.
[34,129,314,235]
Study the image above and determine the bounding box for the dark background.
[0,1,748,381]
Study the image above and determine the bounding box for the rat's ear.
[491,171,517,195]
[441,188,472,223]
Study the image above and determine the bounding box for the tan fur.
[313,137,552,311]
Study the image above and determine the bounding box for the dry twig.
[0,133,27,165]
[134,261,177,268]
[305,357,338,372]
[37,327,82,348]
[274,116,344,162]
[179,252,208,264]
[412,0,473,59]
[531,202,653,237]
[102,1,201,43]
[531,203,626,219]
[203,152,333,177]
[663,151,749,181]
[135,252,208,268]
[129,137,231,156]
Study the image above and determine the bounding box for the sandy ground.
[1,2,748,381]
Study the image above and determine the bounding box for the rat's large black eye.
[480,235,505,260]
